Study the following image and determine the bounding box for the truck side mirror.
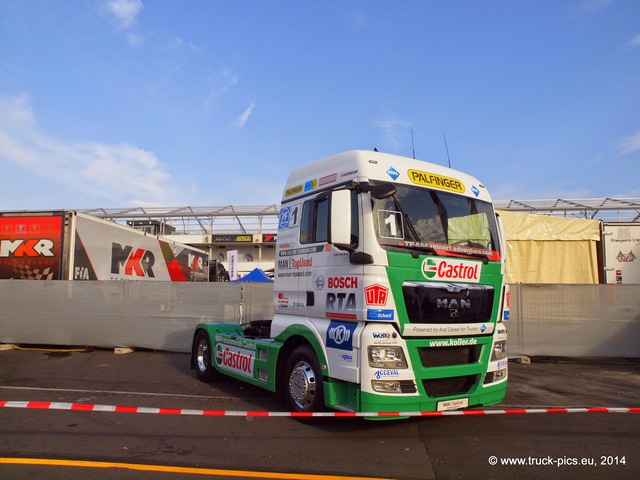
[330,189,352,247]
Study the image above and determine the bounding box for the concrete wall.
[1,281,638,358]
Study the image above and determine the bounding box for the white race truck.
[192,150,509,416]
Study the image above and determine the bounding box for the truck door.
[300,188,363,322]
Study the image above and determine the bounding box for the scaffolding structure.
[79,198,640,237]
[80,205,281,236]
[493,198,640,223]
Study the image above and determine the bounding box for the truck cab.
[193,150,508,415]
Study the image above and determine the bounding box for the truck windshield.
[372,183,501,260]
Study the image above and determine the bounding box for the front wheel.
[283,345,325,412]
[193,330,222,382]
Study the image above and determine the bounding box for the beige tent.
[497,210,601,284]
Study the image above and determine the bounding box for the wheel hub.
[196,340,208,372]
[289,361,317,409]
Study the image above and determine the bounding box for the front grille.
[423,375,479,398]
[418,345,481,367]
[403,282,494,324]
[400,380,418,393]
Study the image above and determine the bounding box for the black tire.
[193,330,222,382]
[283,345,325,412]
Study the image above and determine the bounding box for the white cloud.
[618,130,640,155]
[100,0,145,46]
[202,68,240,117]
[630,34,640,47]
[103,0,143,30]
[234,102,255,128]
[0,94,179,207]
[571,0,616,16]
[374,117,413,149]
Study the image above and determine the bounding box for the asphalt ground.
[0,347,639,479]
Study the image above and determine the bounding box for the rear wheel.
[283,345,325,412]
[193,330,221,382]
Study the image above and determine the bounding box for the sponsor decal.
[339,353,353,362]
[291,257,312,269]
[326,292,357,319]
[211,235,253,243]
[327,276,358,289]
[326,321,357,351]
[316,275,325,290]
[215,344,254,377]
[372,331,398,339]
[304,179,318,191]
[427,338,478,347]
[386,167,400,180]
[279,246,324,257]
[340,169,358,177]
[374,369,399,379]
[111,243,155,278]
[277,292,290,308]
[214,335,257,350]
[319,173,337,186]
[367,309,395,321]
[408,169,465,193]
[0,239,55,257]
[617,250,637,262]
[471,185,480,197]
[497,360,508,369]
[404,323,494,336]
[365,283,388,306]
[422,258,481,283]
[279,207,291,228]
[285,185,303,197]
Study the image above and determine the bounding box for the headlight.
[371,380,402,393]
[368,346,408,369]
[491,340,507,360]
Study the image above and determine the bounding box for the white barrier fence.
[508,284,640,358]
[0,281,272,352]
[0,281,638,358]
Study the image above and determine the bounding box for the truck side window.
[300,196,328,244]
[300,190,359,247]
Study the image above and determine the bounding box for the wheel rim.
[196,339,208,372]
[288,360,317,410]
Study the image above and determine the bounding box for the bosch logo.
[327,276,358,289]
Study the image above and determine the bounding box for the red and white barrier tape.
[1,400,639,417]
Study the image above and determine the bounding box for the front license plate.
[437,398,469,411]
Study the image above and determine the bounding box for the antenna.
[411,130,416,159]
[443,134,451,168]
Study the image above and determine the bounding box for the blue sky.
[1,0,639,210]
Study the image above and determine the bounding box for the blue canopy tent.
[231,268,273,283]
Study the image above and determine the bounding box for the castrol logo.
[422,258,481,283]
[215,344,254,377]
